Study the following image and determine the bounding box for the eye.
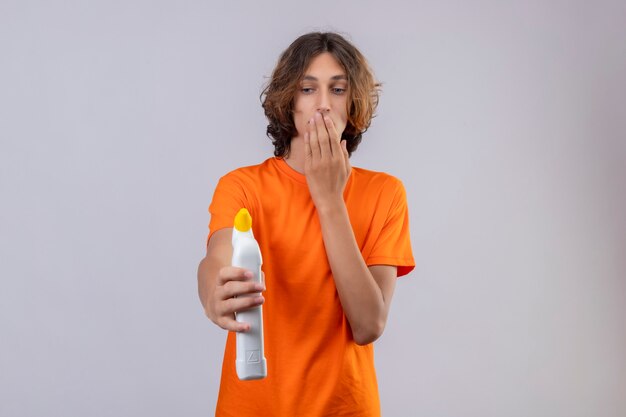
[332,87,347,95]
[301,87,315,94]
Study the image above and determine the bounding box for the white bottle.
[231,208,267,380]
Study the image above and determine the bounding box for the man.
[198,32,415,417]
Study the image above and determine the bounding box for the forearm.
[316,199,387,345]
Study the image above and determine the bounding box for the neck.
[283,137,305,174]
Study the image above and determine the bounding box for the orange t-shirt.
[207,157,415,417]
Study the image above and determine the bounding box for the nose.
[317,90,331,114]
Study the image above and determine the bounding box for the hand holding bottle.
[209,267,265,332]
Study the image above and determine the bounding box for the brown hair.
[260,32,381,158]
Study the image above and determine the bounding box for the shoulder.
[351,165,406,193]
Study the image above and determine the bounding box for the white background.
[1,1,625,416]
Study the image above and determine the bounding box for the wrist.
[315,197,346,217]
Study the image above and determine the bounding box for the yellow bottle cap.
[234,208,252,232]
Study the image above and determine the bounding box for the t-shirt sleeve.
[206,173,249,247]
[365,178,415,277]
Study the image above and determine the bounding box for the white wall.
[1,1,624,416]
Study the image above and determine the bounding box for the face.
[292,52,349,140]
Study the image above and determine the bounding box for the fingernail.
[245,271,253,278]
[309,117,314,124]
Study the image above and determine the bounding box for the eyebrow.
[301,75,348,82]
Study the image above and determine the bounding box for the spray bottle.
[231,208,267,380]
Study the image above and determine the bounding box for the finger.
[217,316,251,333]
[341,140,352,175]
[308,116,321,160]
[220,280,265,300]
[217,266,254,286]
[304,131,312,161]
[323,114,340,157]
[314,112,331,158]
[221,295,265,316]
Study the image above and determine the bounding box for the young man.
[197,32,415,417]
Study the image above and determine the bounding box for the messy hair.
[260,32,381,158]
